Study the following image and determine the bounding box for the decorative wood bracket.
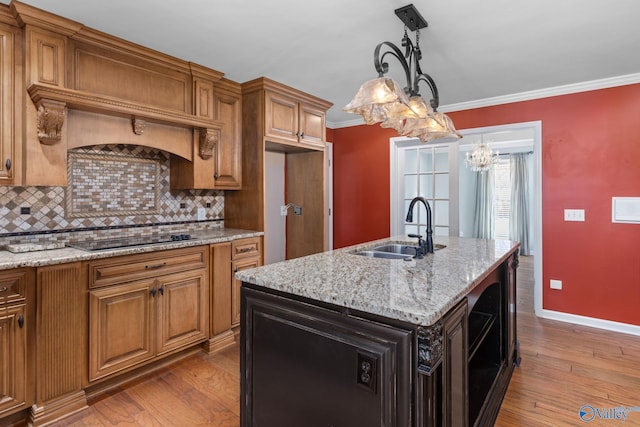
[36,99,66,145]
[199,128,219,160]
[132,118,147,135]
[416,321,443,376]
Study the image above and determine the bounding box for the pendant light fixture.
[344,4,461,143]
[465,135,499,173]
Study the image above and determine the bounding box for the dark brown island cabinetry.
[241,250,519,427]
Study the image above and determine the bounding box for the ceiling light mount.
[344,4,461,143]
[394,4,428,31]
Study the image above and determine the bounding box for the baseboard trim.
[537,308,640,337]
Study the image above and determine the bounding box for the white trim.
[440,73,640,113]
[538,309,640,337]
[325,142,334,250]
[328,73,640,128]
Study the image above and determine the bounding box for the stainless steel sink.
[370,244,420,255]
[354,250,413,260]
[352,242,446,260]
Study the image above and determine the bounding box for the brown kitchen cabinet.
[264,89,327,150]
[88,247,209,382]
[225,78,331,260]
[0,269,34,418]
[32,262,85,427]
[0,21,22,186]
[171,78,242,190]
[207,237,262,352]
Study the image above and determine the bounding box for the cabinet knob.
[295,131,300,138]
[300,132,304,139]
[5,158,10,171]
[158,285,164,296]
[214,173,219,180]
[18,314,24,328]
[150,286,157,297]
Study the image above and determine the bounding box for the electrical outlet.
[550,279,562,290]
[293,206,302,215]
[20,207,30,215]
[564,209,585,222]
[180,202,186,209]
[197,207,206,221]
[280,205,288,216]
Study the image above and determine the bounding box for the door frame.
[390,120,543,315]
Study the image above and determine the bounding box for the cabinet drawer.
[89,246,208,289]
[0,269,28,305]
[232,237,261,260]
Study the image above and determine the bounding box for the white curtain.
[472,169,494,239]
[509,153,531,255]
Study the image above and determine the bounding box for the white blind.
[493,158,511,240]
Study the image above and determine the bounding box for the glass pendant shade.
[344,77,411,125]
[344,6,461,143]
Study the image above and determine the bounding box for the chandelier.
[465,136,499,173]
[344,4,461,143]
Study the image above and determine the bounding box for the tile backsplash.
[0,144,224,246]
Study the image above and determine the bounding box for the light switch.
[550,279,562,290]
[564,209,585,222]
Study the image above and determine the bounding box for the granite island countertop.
[236,236,519,326]
[0,227,262,271]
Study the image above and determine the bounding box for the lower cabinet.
[208,237,261,351]
[88,247,209,382]
[0,269,33,418]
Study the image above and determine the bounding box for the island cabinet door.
[241,286,413,427]
[442,299,468,427]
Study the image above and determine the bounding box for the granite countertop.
[236,236,519,327]
[0,227,262,271]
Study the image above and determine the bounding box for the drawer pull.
[145,262,167,270]
[237,247,255,254]
[18,314,24,328]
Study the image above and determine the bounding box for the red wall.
[331,83,640,326]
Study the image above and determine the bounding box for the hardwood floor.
[45,256,640,426]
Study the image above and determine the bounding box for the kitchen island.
[236,236,520,427]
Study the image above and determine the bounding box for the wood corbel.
[36,99,66,145]
[199,128,219,160]
[132,118,147,135]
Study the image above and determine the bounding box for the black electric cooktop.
[66,233,196,252]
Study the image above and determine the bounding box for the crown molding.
[329,73,640,129]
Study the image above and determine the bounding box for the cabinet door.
[0,304,27,415]
[89,279,155,381]
[299,102,326,149]
[213,87,242,189]
[0,25,16,184]
[156,270,208,355]
[264,91,299,143]
[231,256,261,328]
[442,299,468,427]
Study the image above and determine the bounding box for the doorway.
[390,121,542,314]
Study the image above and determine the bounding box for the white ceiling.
[19,0,640,127]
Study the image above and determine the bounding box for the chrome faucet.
[405,197,434,255]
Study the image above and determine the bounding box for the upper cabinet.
[3,1,240,189]
[171,78,242,190]
[0,19,22,186]
[265,91,327,150]
[246,78,332,151]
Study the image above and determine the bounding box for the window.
[403,146,450,237]
[493,158,511,240]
